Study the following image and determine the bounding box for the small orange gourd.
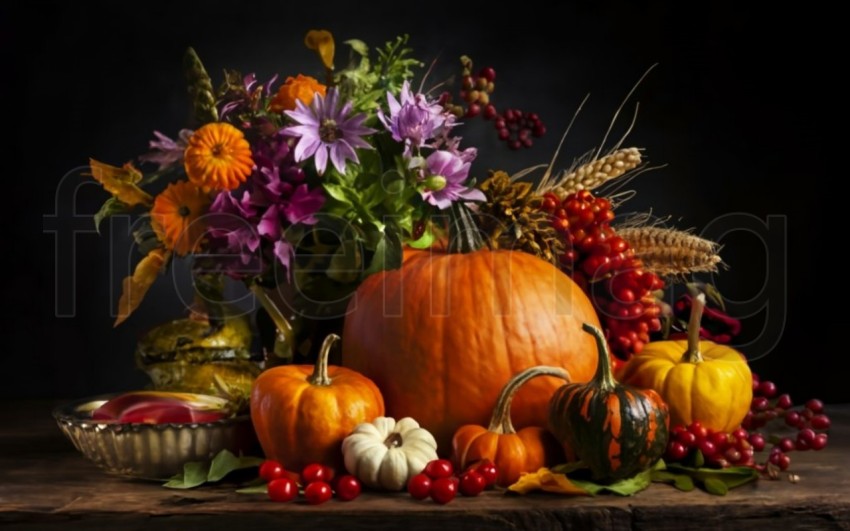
[451,366,571,487]
[251,334,384,472]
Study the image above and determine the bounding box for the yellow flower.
[184,123,253,190]
[150,180,211,256]
[88,159,152,207]
[305,29,334,71]
[270,74,327,112]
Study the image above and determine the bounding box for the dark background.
[9,2,842,401]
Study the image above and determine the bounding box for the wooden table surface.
[1,401,848,530]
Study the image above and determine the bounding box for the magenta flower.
[283,88,375,176]
[421,150,486,209]
[139,129,193,169]
[378,81,448,151]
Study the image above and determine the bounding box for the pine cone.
[477,171,564,264]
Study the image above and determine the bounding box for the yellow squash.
[618,294,752,432]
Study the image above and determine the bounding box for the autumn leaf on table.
[115,248,170,326]
[88,159,153,207]
[507,468,589,496]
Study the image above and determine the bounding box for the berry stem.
[683,293,706,364]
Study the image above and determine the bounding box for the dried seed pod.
[548,148,642,198]
[616,227,722,277]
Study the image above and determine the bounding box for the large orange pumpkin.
[251,334,385,472]
[342,214,601,453]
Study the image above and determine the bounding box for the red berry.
[334,475,361,501]
[302,463,334,484]
[478,67,496,82]
[459,471,486,496]
[758,381,778,398]
[779,437,795,453]
[795,439,810,451]
[483,104,497,120]
[408,473,432,500]
[259,460,286,483]
[698,439,717,457]
[688,422,709,441]
[430,477,457,504]
[304,481,332,505]
[798,428,816,444]
[812,433,828,451]
[811,414,831,430]
[423,459,453,480]
[466,103,481,118]
[267,477,297,502]
[748,433,766,452]
[785,411,801,427]
[776,394,793,409]
[805,399,824,413]
[751,397,770,411]
[476,460,498,487]
[724,448,741,463]
[666,441,688,461]
[711,431,730,449]
[732,428,748,441]
[778,454,791,470]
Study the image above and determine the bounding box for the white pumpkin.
[342,416,438,491]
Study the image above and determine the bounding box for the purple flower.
[420,151,486,209]
[283,88,375,176]
[139,129,193,169]
[378,81,448,150]
[219,73,279,121]
[206,128,326,279]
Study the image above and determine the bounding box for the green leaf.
[207,449,264,483]
[570,467,653,497]
[407,226,435,249]
[550,461,589,475]
[691,449,706,468]
[665,464,759,494]
[163,461,209,489]
[703,477,729,496]
[327,241,363,283]
[651,470,695,491]
[322,183,353,206]
[344,39,369,56]
[362,229,402,278]
[94,197,130,234]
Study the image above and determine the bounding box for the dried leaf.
[114,248,169,326]
[507,468,589,496]
[89,159,153,207]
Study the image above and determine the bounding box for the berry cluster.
[408,459,497,504]
[664,375,830,474]
[494,109,546,150]
[744,375,830,472]
[260,460,361,504]
[541,189,664,358]
[441,57,546,150]
[666,422,756,468]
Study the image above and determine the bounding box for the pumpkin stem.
[384,432,403,448]
[487,366,571,434]
[582,323,617,391]
[250,283,294,364]
[448,202,486,254]
[683,293,706,364]
[308,334,339,386]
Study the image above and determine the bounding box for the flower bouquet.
[76,29,831,499]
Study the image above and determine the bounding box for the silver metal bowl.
[53,394,258,480]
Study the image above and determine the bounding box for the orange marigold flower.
[150,181,211,256]
[184,123,254,190]
[270,74,327,113]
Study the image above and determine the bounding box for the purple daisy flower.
[378,81,448,151]
[139,129,193,169]
[283,88,375,176]
[421,150,486,209]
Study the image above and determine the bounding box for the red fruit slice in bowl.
[91,391,230,424]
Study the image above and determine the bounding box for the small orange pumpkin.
[452,366,571,487]
[251,334,384,472]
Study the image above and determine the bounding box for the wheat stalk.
[543,147,642,199]
[617,226,722,277]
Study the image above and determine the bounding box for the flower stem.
[250,284,294,364]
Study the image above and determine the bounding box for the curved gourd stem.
[487,366,572,434]
[682,293,706,364]
[582,323,617,392]
[308,334,339,386]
